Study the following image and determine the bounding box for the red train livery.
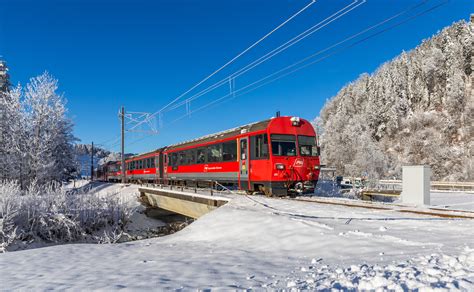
[99,116,320,196]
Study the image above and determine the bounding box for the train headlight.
[314,165,320,170]
[275,163,285,170]
[290,116,300,126]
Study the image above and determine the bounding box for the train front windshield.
[298,135,318,157]
[271,134,296,156]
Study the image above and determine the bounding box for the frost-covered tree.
[22,73,77,184]
[316,20,473,181]
[0,72,77,185]
[0,60,9,93]
[0,60,16,181]
[2,87,27,183]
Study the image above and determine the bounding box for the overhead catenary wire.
[165,0,444,126]
[115,0,445,153]
[166,0,433,113]
[94,136,121,152]
[164,0,366,113]
[116,0,442,152]
[159,0,317,111]
[128,0,318,132]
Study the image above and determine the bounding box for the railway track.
[135,182,474,220]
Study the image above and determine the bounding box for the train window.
[196,148,206,164]
[298,135,319,157]
[208,144,222,163]
[250,134,268,160]
[170,153,178,167]
[186,150,196,165]
[270,134,296,156]
[147,158,151,168]
[139,160,143,169]
[178,152,186,166]
[151,157,156,168]
[222,140,237,161]
[240,139,247,160]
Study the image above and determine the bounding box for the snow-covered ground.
[1,187,473,290]
[430,191,474,211]
[64,181,171,240]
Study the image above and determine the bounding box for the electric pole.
[121,106,126,183]
[90,141,94,181]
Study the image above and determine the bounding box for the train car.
[123,149,164,183]
[102,161,121,182]
[162,116,320,196]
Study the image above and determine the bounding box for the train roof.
[123,119,271,159]
[123,116,312,157]
[165,118,272,151]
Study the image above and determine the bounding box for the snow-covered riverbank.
[1,191,473,290]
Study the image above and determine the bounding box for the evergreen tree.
[317,20,473,181]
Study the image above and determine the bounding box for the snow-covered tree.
[316,20,473,181]
[0,60,9,93]
[0,72,77,185]
[0,86,24,182]
[0,60,9,179]
[22,73,77,184]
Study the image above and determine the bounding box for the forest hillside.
[316,20,473,181]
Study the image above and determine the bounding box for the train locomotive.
[99,116,320,196]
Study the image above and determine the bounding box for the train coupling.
[294,181,315,194]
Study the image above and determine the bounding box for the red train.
[98,116,320,196]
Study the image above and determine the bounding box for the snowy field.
[1,183,473,290]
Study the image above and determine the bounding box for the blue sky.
[1,0,472,153]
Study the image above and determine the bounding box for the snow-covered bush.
[0,180,134,252]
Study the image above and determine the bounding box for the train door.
[157,152,164,182]
[239,137,250,190]
[162,153,167,184]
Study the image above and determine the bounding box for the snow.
[1,192,473,290]
[65,181,171,239]
[65,180,140,206]
[278,248,474,290]
[430,192,474,211]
